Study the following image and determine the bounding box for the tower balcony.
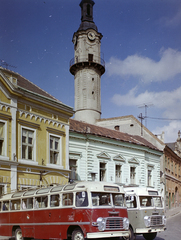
[69,54,105,75]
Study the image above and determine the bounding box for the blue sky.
[1,0,181,143]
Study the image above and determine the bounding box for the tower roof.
[78,0,98,31]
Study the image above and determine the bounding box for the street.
[0,213,181,240]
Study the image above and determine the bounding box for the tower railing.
[69,55,105,69]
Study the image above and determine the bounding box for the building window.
[69,159,77,180]
[168,158,170,169]
[0,184,5,197]
[165,156,167,168]
[130,167,136,184]
[22,129,34,160]
[0,122,5,155]
[100,162,106,181]
[88,54,93,62]
[175,163,177,176]
[171,161,173,173]
[50,135,60,164]
[115,165,122,183]
[148,169,152,186]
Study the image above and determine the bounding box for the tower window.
[88,54,93,62]
[92,78,94,81]
[87,4,90,16]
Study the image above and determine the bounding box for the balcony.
[69,55,105,75]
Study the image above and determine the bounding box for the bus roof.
[0,181,124,200]
[123,186,159,196]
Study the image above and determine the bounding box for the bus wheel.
[15,228,23,240]
[72,228,84,240]
[123,226,135,240]
[143,232,157,240]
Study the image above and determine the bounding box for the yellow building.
[0,67,74,195]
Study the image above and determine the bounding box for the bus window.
[125,195,137,208]
[0,201,1,211]
[2,201,9,211]
[11,199,21,210]
[153,196,162,207]
[112,193,125,207]
[34,196,48,209]
[139,196,153,207]
[62,193,73,206]
[91,193,111,206]
[22,198,33,209]
[76,192,88,207]
[50,194,59,207]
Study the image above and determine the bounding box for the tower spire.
[78,0,98,31]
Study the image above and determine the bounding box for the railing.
[70,55,105,68]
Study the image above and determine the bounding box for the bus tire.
[72,228,84,240]
[15,228,23,240]
[123,226,135,240]
[143,232,157,240]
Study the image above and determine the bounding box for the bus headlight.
[97,217,106,231]
[144,216,151,227]
[162,215,166,225]
[123,218,129,230]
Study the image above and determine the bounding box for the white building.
[69,119,162,191]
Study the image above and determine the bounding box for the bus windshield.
[139,196,162,208]
[153,196,163,207]
[91,192,125,206]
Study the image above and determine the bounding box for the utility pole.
[138,113,144,136]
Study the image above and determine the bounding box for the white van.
[123,186,166,240]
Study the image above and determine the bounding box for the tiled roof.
[166,142,175,152]
[70,119,161,152]
[97,115,165,146]
[0,67,60,102]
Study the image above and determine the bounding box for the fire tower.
[70,0,105,124]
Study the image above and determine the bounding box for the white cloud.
[159,8,181,28]
[111,87,181,143]
[111,86,181,118]
[107,48,181,83]
[153,121,181,143]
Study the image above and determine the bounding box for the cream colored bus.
[123,186,166,240]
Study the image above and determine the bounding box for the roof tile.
[70,119,161,151]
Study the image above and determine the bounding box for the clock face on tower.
[88,31,95,41]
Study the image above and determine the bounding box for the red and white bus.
[0,181,129,240]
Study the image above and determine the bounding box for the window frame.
[130,166,136,184]
[99,162,107,182]
[48,133,62,167]
[0,120,8,159]
[69,159,78,180]
[115,164,122,183]
[19,126,37,165]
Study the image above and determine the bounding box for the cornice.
[18,109,68,128]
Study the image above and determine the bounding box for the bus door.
[21,197,35,238]
[33,195,50,239]
[1,201,10,236]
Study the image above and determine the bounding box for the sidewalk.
[165,206,181,219]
